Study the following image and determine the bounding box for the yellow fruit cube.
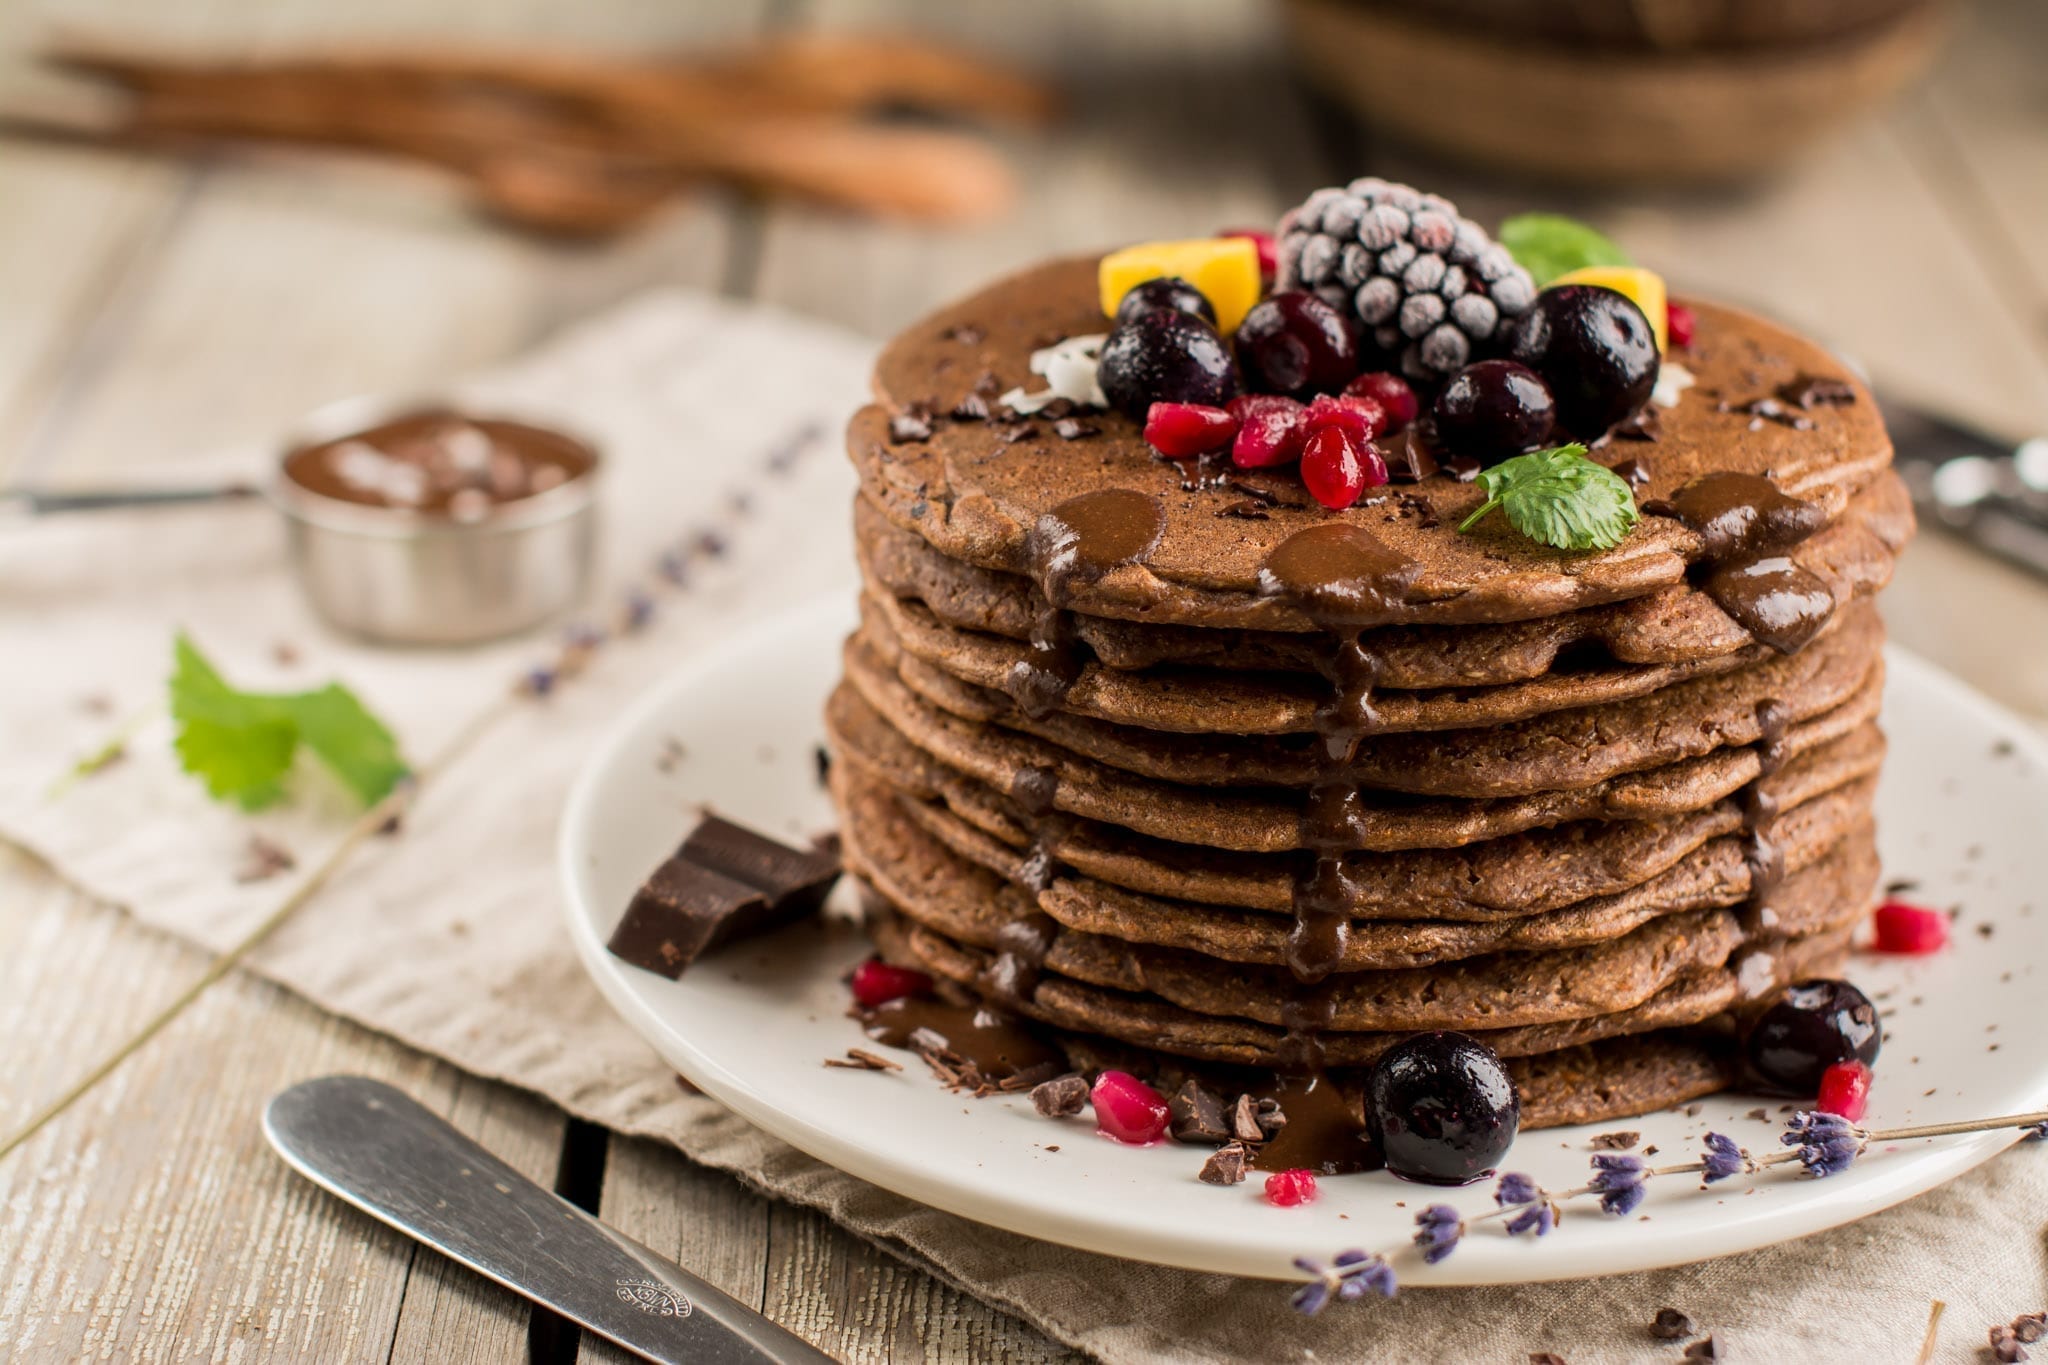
[1552,266,1669,353]
[1099,238,1263,335]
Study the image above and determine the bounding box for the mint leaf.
[169,634,408,810]
[1457,445,1639,552]
[279,686,408,808]
[1499,213,1631,285]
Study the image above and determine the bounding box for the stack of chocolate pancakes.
[828,256,1913,1131]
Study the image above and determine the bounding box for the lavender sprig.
[1288,1106,2048,1314]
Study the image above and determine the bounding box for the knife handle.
[264,1075,836,1365]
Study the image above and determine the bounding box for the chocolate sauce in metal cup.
[272,397,601,646]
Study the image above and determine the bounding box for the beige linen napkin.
[2,293,2041,1364]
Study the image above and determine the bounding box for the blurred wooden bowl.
[1280,0,1950,183]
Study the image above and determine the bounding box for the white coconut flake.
[1652,360,1696,409]
[999,333,1108,413]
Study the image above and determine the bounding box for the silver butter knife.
[264,1075,837,1365]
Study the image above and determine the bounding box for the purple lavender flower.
[1701,1132,1747,1184]
[1590,1152,1648,1216]
[622,588,655,633]
[2026,1122,2048,1143]
[562,621,606,651]
[520,664,558,697]
[1333,1249,1397,1300]
[1289,1250,1396,1316]
[657,548,690,585]
[1783,1110,1863,1178]
[1495,1172,1554,1237]
[1412,1204,1464,1264]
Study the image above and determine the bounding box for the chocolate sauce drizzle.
[1257,524,1424,1073]
[1738,698,1792,939]
[988,765,1070,1005]
[861,995,1065,1080]
[1006,490,1166,719]
[1644,472,1835,654]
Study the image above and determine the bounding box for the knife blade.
[1882,397,2048,582]
[264,1075,836,1365]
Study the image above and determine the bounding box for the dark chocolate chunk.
[950,392,991,422]
[1651,1307,1696,1340]
[889,407,935,443]
[1032,1073,1090,1118]
[1230,1094,1266,1143]
[1198,1141,1250,1186]
[1591,1130,1641,1151]
[1168,1079,1231,1144]
[1778,374,1855,409]
[1682,1333,1722,1360]
[607,814,839,978]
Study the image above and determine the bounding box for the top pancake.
[855,257,1894,632]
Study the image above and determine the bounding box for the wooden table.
[2,1,2044,1359]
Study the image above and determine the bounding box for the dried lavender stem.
[1857,1110,2048,1144]
[1915,1299,1945,1365]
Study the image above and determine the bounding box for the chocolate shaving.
[1379,429,1439,483]
[1198,1141,1250,1186]
[1682,1333,1722,1360]
[1051,417,1097,441]
[1031,1073,1090,1118]
[1611,456,1655,486]
[889,406,936,443]
[1610,406,1659,442]
[1779,374,1855,409]
[1218,499,1271,520]
[825,1048,901,1072]
[950,392,991,422]
[991,421,1036,445]
[1591,1130,1640,1151]
[1440,454,1483,483]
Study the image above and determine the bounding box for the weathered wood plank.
[0,850,566,1362]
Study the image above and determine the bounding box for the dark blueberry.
[1366,1031,1520,1185]
[1097,311,1240,419]
[1236,290,1359,397]
[1430,360,1555,463]
[1114,276,1216,327]
[1506,285,1659,440]
[1745,979,1881,1094]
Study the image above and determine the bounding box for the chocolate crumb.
[1591,1130,1640,1151]
[1682,1332,1722,1360]
[1031,1073,1090,1119]
[1779,374,1855,409]
[1168,1079,1231,1145]
[825,1048,901,1072]
[1642,1145,1659,1156]
[1044,1144,1059,1152]
[234,834,297,885]
[1230,1094,1267,1143]
[813,745,831,788]
[1198,1141,1250,1186]
[1052,417,1098,441]
[1611,456,1655,485]
[1651,1307,1696,1340]
[1218,499,1271,520]
[1746,1108,1770,1121]
[272,642,301,667]
[1979,923,1996,939]
[950,392,991,422]
[939,322,985,346]
[992,421,1037,446]
[1685,1104,1704,1118]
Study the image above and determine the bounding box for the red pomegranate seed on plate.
[1870,900,1949,955]
[1263,1168,1319,1207]
[849,958,934,1009]
[1816,1060,1871,1122]
[1091,1070,1171,1145]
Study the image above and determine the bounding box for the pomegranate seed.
[849,958,933,1009]
[1304,393,1388,443]
[1667,303,1697,350]
[1300,426,1387,510]
[1263,1168,1319,1207]
[1344,372,1420,430]
[1228,394,1309,469]
[1091,1070,1171,1145]
[1219,227,1279,282]
[1816,1060,1872,1122]
[1143,401,1238,459]
[1870,900,1950,955]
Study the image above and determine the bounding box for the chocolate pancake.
[832,682,1884,920]
[853,258,1893,633]
[865,901,1737,1128]
[871,905,1851,1071]
[863,596,1881,780]
[840,756,1875,969]
[833,640,1885,851]
[853,470,1911,682]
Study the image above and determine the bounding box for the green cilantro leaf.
[1457,444,1640,552]
[1499,213,1631,285]
[169,634,408,810]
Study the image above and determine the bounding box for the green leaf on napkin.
[1499,213,1631,285]
[170,635,408,810]
[1457,444,1640,552]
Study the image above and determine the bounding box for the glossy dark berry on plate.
[1114,275,1217,327]
[1505,284,1659,440]
[1745,979,1881,1094]
[1098,310,1240,419]
[1431,360,1555,462]
[1236,290,1359,397]
[1366,1031,1520,1185]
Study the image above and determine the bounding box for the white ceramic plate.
[559,594,2048,1283]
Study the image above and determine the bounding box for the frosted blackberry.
[1277,179,1536,385]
